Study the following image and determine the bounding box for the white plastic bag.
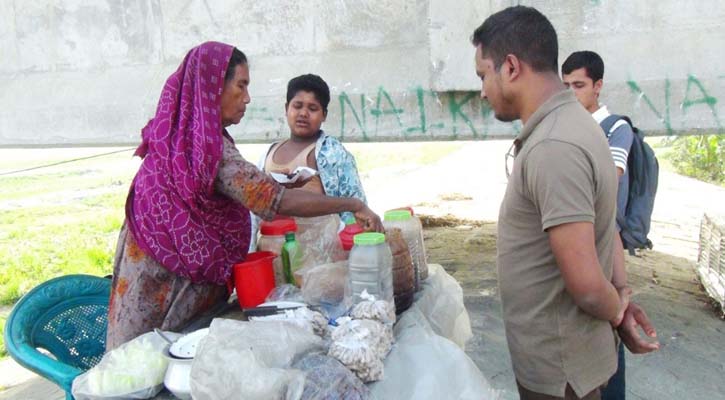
[415,264,472,348]
[72,331,174,400]
[368,307,499,400]
[189,318,325,400]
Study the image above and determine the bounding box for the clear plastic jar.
[348,232,394,306]
[257,218,297,285]
[408,208,429,281]
[383,209,424,291]
[385,228,415,313]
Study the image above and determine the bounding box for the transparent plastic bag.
[295,215,346,270]
[328,319,393,383]
[415,264,472,348]
[292,353,370,400]
[72,331,175,400]
[252,307,329,338]
[368,307,499,400]
[266,284,305,303]
[190,318,325,400]
[296,261,352,319]
[350,293,396,325]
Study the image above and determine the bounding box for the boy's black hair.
[286,74,331,114]
[561,51,605,82]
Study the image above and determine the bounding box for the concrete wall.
[1,0,723,146]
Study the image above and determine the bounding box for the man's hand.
[617,302,660,354]
[611,286,632,328]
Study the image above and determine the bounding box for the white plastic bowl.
[162,345,193,400]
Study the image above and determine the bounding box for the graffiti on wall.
[239,85,520,141]
[627,74,722,135]
[237,74,723,141]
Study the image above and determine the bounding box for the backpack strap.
[599,114,627,138]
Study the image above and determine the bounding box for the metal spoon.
[154,328,175,345]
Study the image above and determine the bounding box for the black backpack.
[600,115,659,255]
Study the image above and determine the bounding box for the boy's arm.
[608,121,634,177]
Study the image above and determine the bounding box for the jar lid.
[353,232,386,246]
[339,221,364,250]
[260,218,297,235]
[384,209,412,221]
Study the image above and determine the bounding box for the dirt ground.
[2,140,724,399]
[421,220,724,399]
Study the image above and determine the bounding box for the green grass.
[0,203,123,304]
[0,315,6,358]
[0,149,136,358]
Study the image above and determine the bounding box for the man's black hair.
[471,6,558,73]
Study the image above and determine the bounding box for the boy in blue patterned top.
[259,73,366,221]
[249,74,367,254]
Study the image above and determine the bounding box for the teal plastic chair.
[4,274,111,400]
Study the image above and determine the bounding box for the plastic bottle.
[258,218,298,254]
[407,207,429,281]
[281,232,303,285]
[348,232,394,306]
[258,218,297,285]
[385,228,415,313]
[383,209,423,291]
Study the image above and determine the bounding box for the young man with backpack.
[562,51,659,255]
[563,50,660,400]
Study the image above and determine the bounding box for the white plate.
[270,167,318,184]
[169,328,209,359]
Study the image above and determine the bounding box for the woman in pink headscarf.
[106,42,382,349]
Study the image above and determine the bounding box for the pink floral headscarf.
[126,41,250,285]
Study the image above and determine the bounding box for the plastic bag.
[295,215,346,270]
[72,331,174,400]
[368,307,499,400]
[350,292,396,324]
[328,319,393,383]
[192,346,304,400]
[266,284,305,303]
[296,261,352,319]
[292,353,370,400]
[414,264,472,348]
[251,307,330,338]
[190,318,325,400]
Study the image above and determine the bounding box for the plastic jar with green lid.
[348,232,394,306]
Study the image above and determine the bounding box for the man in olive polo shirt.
[471,7,628,399]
